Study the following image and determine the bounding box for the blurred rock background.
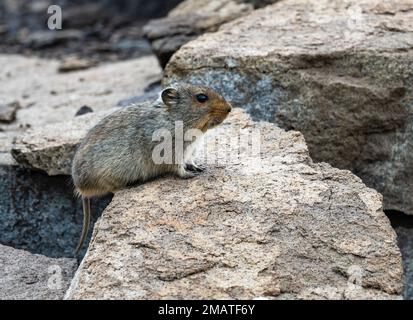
[0,0,182,61]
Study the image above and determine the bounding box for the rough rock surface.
[0,54,161,132]
[395,227,413,299]
[0,244,77,300]
[58,56,96,73]
[389,213,413,300]
[66,109,402,300]
[0,53,161,172]
[164,0,413,216]
[11,108,116,175]
[0,0,179,61]
[0,101,20,123]
[143,0,279,67]
[0,163,112,258]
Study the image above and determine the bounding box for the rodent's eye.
[196,94,208,103]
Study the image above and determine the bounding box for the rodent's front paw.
[185,163,205,173]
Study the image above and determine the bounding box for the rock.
[75,105,94,116]
[58,57,96,73]
[0,244,77,300]
[0,101,20,123]
[11,108,116,176]
[0,162,112,259]
[144,0,280,67]
[0,0,157,62]
[164,0,413,216]
[1,124,111,259]
[169,0,277,15]
[0,24,7,36]
[388,211,413,300]
[62,3,110,28]
[117,80,161,107]
[0,54,161,158]
[0,131,16,159]
[0,54,160,129]
[65,109,402,300]
[27,0,50,14]
[9,72,160,175]
[112,0,184,19]
[145,33,198,68]
[115,39,151,53]
[394,226,413,300]
[23,30,84,49]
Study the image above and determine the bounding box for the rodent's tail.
[75,197,91,255]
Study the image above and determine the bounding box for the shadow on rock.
[0,164,112,259]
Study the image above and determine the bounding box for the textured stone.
[117,81,161,107]
[11,108,116,175]
[0,244,77,300]
[0,163,112,259]
[58,57,96,73]
[0,101,20,123]
[393,225,413,299]
[75,105,94,116]
[0,54,161,131]
[164,0,413,216]
[0,131,17,164]
[23,30,83,49]
[62,3,110,28]
[66,109,402,300]
[0,53,161,172]
[144,0,280,67]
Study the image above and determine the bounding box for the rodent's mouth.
[208,118,222,128]
[207,111,229,129]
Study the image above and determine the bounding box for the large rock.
[164,0,413,216]
[0,244,77,300]
[143,0,279,67]
[0,54,161,132]
[11,108,116,175]
[0,53,160,170]
[0,162,112,258]
[0,101,20,123]
[392,224,413,300]
[1,110,113,259]
[65,109,402,300]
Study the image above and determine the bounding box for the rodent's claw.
[182,170,198,179]
[185,163,205,173]
[185,163,195,172]
[194,164,206,172]
[178,165,198,179]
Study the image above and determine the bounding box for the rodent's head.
[160,83,232,132]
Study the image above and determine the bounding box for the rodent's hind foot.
[185,163,205,173]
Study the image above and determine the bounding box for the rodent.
[71,83,232,254]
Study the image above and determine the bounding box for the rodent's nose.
[227,103,232,113]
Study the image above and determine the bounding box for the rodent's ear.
[161,87,180,107]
